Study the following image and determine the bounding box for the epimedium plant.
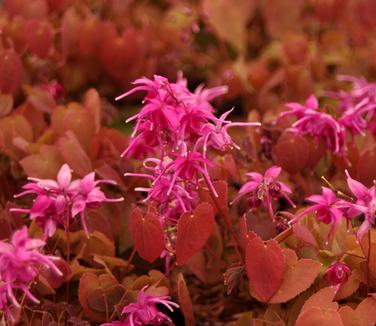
[1,71,376,325]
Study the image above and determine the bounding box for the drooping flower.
[117,73,228,159]
[232,166,294,219]
[0,227,62,317]
[12,164,123,238]
[278,95,347,156]
[326,75,376,136]
[101,286,179,326]
[327,261,351,287]
[289,187,345,242]
[342,170,376,240]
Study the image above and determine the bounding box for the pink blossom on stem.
[326,75,376,136]
[232,166,294,219]
[12,164,123,238]
[342,170,376,240]
[289,187,346,242]
[101,286,179,326]
[0,227,61,321]
[278,95,347,156]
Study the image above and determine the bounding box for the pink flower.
[116,73,228,159]
[278,95,347,156]
[289,187,345,241]
[101,286,179,326]
[39,80,64,101]
[327,261,351,286]
[232,166,294,219]
[326,75,376,136]
[12,164,123,238]
[71,172,124,236]
[343,171,376,240]
[0,227,61,314]
[195,108,261,156]
[280,94,319,120]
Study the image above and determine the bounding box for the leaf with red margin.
[246,236,285,302]
[176,202,214,266]
[129,207,164,263]
[296,307,344,326]
[269,249,322,303]
[300,287,338,314]
[339,296,376,326]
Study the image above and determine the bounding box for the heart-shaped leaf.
[296,307,344,326]
[339,297,376,326]
[78,272,125,323]
[176,202,214,266]
[246,236,285,302]
[129,207,165,263]
[269,249,322,303]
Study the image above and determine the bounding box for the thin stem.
[366,230,371,294]
[273,226,293,243]
[128,247,137,265]
[65,206,71,304]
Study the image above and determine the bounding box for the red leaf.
[296,307,344,326]
[269,249,322,303]
[292,223,318,248]
[177,273,195,326]
[246,236,285,302]
[129,207,165,263]
[176,202,215,266]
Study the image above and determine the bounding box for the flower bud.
[327,261,351,286]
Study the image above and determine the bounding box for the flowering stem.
[366,230,371,294]
[65,206,71,304]
[128,247,137,265]
[203,178,244,262]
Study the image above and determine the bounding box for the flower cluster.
[12,164,124,238]
[326,75,376,136]
[279,95,347,156]
[289,171,375,242]
[101,286,178,326]
[119,74,260,261]
[232,166,294,220]
[0,227,61,323]
[280,76,376,157]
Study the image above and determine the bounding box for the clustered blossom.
[118,74,260,262]
[0,227,61,323]
[279,76,376,157]
[289,172,375,242]
[342,170,376,240]
[326,75,376,136]
[279,95,347,156]
[101,286,179,326]
[232,166,294,220]
[12,164,124,238]
[327,261,351,287]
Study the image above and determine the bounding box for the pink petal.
[305,95,318,109]
[264,166,282,179]
[57,164,72,189]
